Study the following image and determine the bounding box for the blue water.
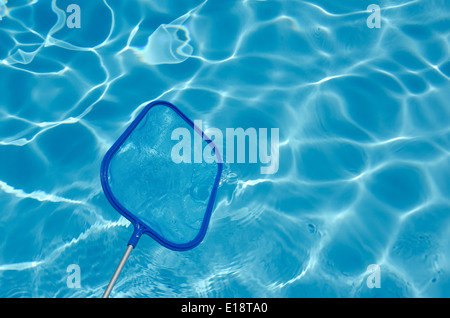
[0,0,450,298]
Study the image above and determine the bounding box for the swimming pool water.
[0,0,450,298]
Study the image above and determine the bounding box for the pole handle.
[102,244,134,298]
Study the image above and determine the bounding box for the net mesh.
[107,104,218,245]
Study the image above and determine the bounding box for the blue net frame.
[100,100,223,251]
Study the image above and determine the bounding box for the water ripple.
[0,0,449,298]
